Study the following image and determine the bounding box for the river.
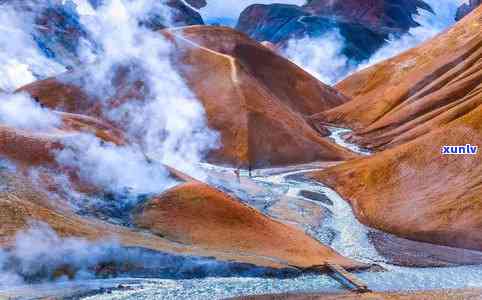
[2,126,482,299]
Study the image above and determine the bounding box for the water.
[325,125,372,156]
[5,126,482,299]
[76,163,482,299]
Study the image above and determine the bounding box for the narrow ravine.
[325,125,371,156]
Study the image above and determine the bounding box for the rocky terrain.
[0,14,368,284]
[231,289,482,300]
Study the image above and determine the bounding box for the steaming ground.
[71,0,219,188]
[4,162,482,299]
[0,0,219,285]
[0,0,218,198]
[0,0,477,296]
[0,222,121,287]
[0,222,289,288]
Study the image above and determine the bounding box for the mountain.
[0,0,204,68]
[0,23,372,277]
[185,0,207,9]
[311,4,482,151]
[308,6,482,251]
[236,0,432,62]
[19,26,356,168]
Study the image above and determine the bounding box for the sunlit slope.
[134,181,366,270]
[19,26,356,168]
[308,7,482,251]
[311,6,482,151]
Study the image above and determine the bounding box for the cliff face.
[20,26,356,168]
[309,6,482,251]
[236,0,432,62]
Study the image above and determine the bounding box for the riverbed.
[2,127,482,300]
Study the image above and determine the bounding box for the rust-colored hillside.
[134,181,366,270]
[19,26,355,168]
[311,6,482,151]
[309,7,482,251]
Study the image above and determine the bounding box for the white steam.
[0,92,61,131]
[0,6,65,92]
[357,0,458,69]
[57,134,177,194]
[283,31,352,85]
[283,0,460,85]
[0,222,120,287]
[53,0,219,195]
[0,0,218,197]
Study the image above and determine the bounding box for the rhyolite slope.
[311,5,482,151]
[308,6,482,252]
[19,26,356,168]
[0,104,365,273]
[134,181,366,270]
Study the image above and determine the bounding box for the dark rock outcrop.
[86,0,204,29]
[236,0,432,62]
[455,0,481,21]
[145,0,204,30]
[185,0,207,9]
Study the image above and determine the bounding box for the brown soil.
[134,181,367,270]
